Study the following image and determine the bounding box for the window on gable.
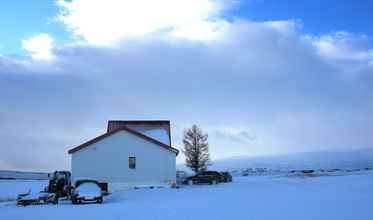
[129,157,136,169]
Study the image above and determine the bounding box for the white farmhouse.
[68,120,179,191]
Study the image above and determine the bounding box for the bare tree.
[183,125,211,173]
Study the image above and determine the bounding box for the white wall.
[71,130,176,191]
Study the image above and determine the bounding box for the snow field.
[1,172,373,220]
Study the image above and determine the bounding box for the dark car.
[71,179,103,204]
[220,172,232,182]
[183,171,223,185]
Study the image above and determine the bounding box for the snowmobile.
[17,190,58,206]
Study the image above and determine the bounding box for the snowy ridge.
[0,170,48,180]
[177,148,373,173]
[210,148,373,171]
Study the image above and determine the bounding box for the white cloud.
[309,31,373,71]
[170,20,229,41]
[210,126,256,142]
[56,0,228,45]
[264,20,301,33]
[21,33,55,61]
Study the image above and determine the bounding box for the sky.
[0,0,373,171]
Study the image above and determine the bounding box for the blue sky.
[1,0,373,171]
[229,0,373,35]
[0,1,67,55]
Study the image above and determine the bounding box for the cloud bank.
[1,0,373,171]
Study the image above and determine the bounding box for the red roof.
[67,123,179,155]
[107,120,171,145]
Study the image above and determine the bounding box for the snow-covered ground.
[1,171,373,220]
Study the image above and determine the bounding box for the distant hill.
[0,170,48,180]
[178,148,373,172]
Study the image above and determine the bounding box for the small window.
[129,157,136,169]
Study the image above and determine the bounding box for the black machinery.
[17,171,72,206]
[46,171,72,198]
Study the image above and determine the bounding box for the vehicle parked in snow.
[46,171,72,198]
[17,191,58,206]
[220,172,233,182]
[71,179,103,204]
[16,170,71,206]
[176,170,190,185]
[183,171,223,185]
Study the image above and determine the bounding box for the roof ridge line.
[68,126,179,155]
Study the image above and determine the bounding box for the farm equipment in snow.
[16,171,108,206]
[17,191,58,206]
[46,171,72,198]
[16,171,72,206]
